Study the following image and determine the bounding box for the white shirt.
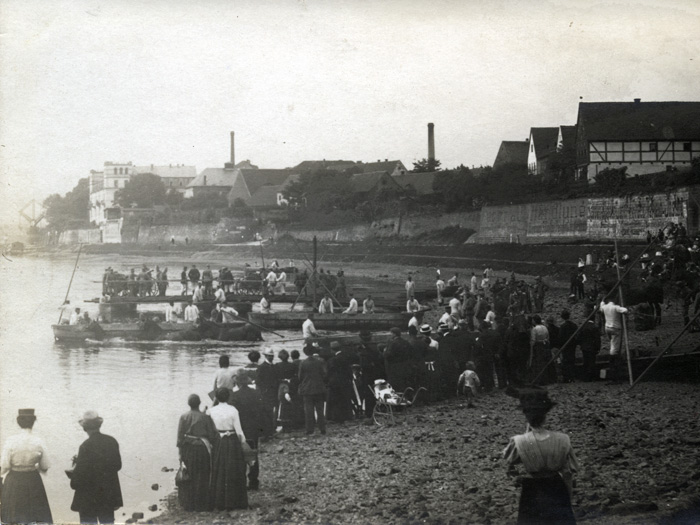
[470,276,478,293]
[344,298,358,314]
[260,296,272,313]
[363,299,375,314]
[449,297,461,315]
[408,316,419,329]
[302,318,317,339]
[220,305,239,323]
[439,311,453,328]
[318,298,334,314]
[165,304,174,323]
[600,301,628,329]
[266,271,277,285]
[184,304,200,322]
[214,288,226,303]
[485,310,497,324]
[69,311,80,325]
[1,429,50,475]
[276,271,287,283]
[192,287,204,302]
[405,280,415,293]
[214,368,237,390]
[406,299,421,313]
[436,279,445,293]
[208,403,246,441]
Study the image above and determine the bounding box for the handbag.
[175,461,191,486]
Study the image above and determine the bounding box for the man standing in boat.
[219,302,239,324]
[181,267,188,295]
[302,312,318,345]
[184,300,200,323]
[214,284,226,305]
[276,269,287,296]
[406,294,421,313]
[202,266,214,297]
[188,265,201,294]
[260,293,272,313]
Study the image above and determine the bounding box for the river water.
[0,252,304,524]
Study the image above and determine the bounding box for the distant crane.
[19,199,46,230]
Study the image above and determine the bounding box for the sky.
[1,0,699,226]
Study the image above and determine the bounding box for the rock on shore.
[153,382,700,525]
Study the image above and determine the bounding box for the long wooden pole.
[629,308,700,390]
[259,240,266,270]
[614,240,634,385]
[312,236,318,310]
[58,243,83,323]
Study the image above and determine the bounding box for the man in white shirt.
[266,269,278,294]
[69,308,81,326]
[449,295,461,317]
[213,284,226,304]
[276,270,287,295]
[406,295,421,313]
[405,276,415,301]
[439,306,456,330]
[362,294,375,314]
[184,300,200,322]
[600,298,628,356]
[318,294,334,314]
[259,293,272,313]
[192,284,204,303]
[436,277,446,305]
[165,301,175,323]
[343,293,358,314]
[219,303,239,324]
[470,272,478,294]
[302,312,318,342]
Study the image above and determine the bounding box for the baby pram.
[369,379,426,426]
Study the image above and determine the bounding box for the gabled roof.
[134,165,197,178]
[240,169,293,196]
[577,101,700,141]
[530,127,560,160]
[187,167,238,187]
[358,160,407,174]
[234,160,258,170]
[393,172,439,195]
[348,171,403,193]
[493,141,529,169]
[248,185,283,208]
[558,125,577,149]
[292,160,357,172]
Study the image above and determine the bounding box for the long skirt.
[211,435,248,511]
[1,470,53,524]
[179,443,212,511]
[518,475,575,525]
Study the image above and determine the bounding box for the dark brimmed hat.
[79,410,104,430]
[359,329,372,341]
[518,387,556,413]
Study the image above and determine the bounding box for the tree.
[43,178,89,230]
[594,166,627,192]
[165,189,184,207]
[412,158,441,172]
[432,166,476,210]
[114,173,166,208]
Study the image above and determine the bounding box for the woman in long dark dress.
[208,388,248,510]
[177,394,219,511]
[503,388,578,524]
[0,408,53,524]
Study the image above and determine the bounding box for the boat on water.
[52,321,204,342]
[248,311,419,331]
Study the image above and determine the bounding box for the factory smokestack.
[428,123,435,162]
[230,131,236,166]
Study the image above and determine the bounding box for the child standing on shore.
[457,362,480,408]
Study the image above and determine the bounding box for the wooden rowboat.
[52,321,201,342]
[248,311,416,331]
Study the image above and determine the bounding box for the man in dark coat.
[475,323,502,391]
[326,341,358,423]
[558,310,579,383]
[576,313,601,381]
[69,411,122,524]
[383,327,416,392]
[230,371,267,490]
[256,349,279,439]
[188,265,201,291]
[298,346,328,435]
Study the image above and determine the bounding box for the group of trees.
[43,178,90,231]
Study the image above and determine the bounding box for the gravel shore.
[152,381,700,525]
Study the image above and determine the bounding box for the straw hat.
[79,410,104,430]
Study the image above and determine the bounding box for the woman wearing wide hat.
[503,387,579,524]
[0,408,53,524]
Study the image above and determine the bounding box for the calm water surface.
[0,252,304,524]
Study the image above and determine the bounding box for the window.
[684,142,692,152]
[649,143,657,151]
[114,180,119,188]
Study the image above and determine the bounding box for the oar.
[58,244,83,323]
[222,309,287,338]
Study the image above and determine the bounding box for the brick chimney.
[230,131,235,165]
[428,123,435,161]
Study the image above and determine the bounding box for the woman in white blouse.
[1,408,53,524]
[209,388,248,511]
